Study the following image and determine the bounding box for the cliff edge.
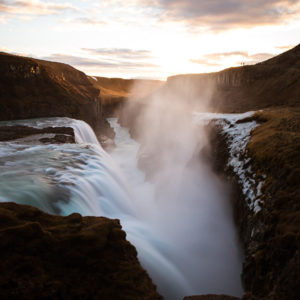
[167,44,300,112]
[0,202,162,300]
[0,52,102,131]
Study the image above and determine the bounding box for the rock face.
[0,202,162,300]
[206,108,300,300]
[0,125,75,143]
[89,76,163,117]
[117,45,300,300]
[0,52,102,132]
[166,44,300,112]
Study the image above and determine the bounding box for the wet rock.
[0,125,75,143]
[98,134,116,151]
[0,202,162,300]
[39,134,75,144]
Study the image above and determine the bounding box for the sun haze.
[1,0,299,79]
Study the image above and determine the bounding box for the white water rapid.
[0,116,243,299]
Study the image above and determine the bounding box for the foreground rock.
[0,202,162,300]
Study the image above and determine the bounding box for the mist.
[113,80,243,298]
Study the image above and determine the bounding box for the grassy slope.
[238,107,300,299]
[0,52,101,130]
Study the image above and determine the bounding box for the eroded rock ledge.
[0,202,162,300]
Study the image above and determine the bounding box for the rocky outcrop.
[0,202,162,300]
[167,44,300,112]
[0,125,75,143]
[0,52,102,132]
[206,108,300,300]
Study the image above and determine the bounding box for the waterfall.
[0,116,243,299]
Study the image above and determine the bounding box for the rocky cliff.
[117,45,300,299]
[0,202,162,300]
[206,108,300,300]
[89,76,163,117]
[0,52,102,132]
[167,44,300,112]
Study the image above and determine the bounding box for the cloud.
[0,0,74,16]
[43,54,116,68]
[191,51,275,66]
[70,17,106,25]
[276,44,296,50]
[190,59,221,67]
[43,53,159,70]
[139,0,300,30]
[82,48,153,59]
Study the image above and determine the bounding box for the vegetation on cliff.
[117,45,300,300]
[0,202,162,300]
[0,52,101,131]
[240,108,300,300]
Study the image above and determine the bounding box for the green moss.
[242,107,300,299]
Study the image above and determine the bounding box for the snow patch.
[193,111,265,213]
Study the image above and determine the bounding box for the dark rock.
[0,52,102,132]
[0,202,162,300]
[206,109,300,300]
[0,125,75,143]
[39,134,75,144]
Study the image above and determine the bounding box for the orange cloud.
[191,51,275,66]
[0,0,74,16]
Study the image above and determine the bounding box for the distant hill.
[167,44,300,112]
[88,76,163,116]
[89,76,163,102]
[0,52,101,130]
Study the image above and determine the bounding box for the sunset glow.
[1,0,299,79]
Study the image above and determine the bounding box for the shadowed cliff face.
[166,44,300,112]
[205,108,300,300]
[0,202,162,300]
[118,44,300,300]
[89,76,163,117]
[0,52,102,131]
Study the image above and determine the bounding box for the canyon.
[0,45,299,299]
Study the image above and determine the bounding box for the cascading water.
[0,116,243,299]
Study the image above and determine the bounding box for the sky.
[0,0,299,79]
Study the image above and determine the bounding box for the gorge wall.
[166,44,300,113]
[0,52,102,132]
[117,44,300,299]
[206,108,300,300]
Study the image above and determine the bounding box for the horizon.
[1,0,300,80]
